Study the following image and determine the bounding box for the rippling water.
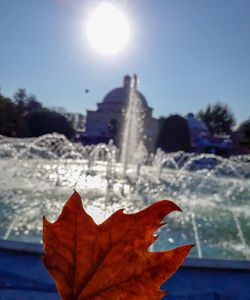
[0,134,249,260]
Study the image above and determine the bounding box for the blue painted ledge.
[0,239,250,300]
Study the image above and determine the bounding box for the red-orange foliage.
[43,191,193,299]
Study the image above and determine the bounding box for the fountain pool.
[0,133,249,260]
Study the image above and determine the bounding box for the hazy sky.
[0,0,250,123]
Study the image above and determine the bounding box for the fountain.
[0,73,250,260]
[1,82,249,300]
[0,129,249,260]
[120,74,145,177]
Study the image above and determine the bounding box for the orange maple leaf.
[43,191,193,300]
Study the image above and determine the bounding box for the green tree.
[156,115,191,152]
[0,95,18,136]
[25,97,42,113]
[13,88,27,105]
[197,103,235,135]
[12,89,43,136]
[13,89,42,112]
[13,89,29,136]
[238,120,250,150]
[27,109,75,139]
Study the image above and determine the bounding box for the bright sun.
[86,2,130,55]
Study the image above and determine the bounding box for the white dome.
[186,113,207,131]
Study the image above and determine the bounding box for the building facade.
[186,113,208,148]
[85,75,158,152]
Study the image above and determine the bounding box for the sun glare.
[86,2,130,55]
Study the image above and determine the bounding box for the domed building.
[186,113,235,156]
[186,113,208,147]
[85,75,158,152]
